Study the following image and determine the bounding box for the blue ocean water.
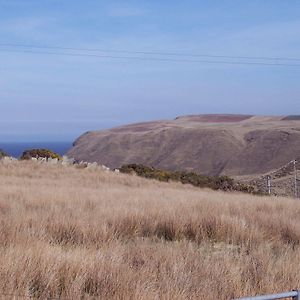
[0,142,72,158]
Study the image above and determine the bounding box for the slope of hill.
[68,114,300,176]
[1,160,300,299]
[238,159,300,197]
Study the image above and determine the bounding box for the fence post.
[267,175,272,195]
[294,160,298,198]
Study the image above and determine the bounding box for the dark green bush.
[20,149,61,160]
[0,149,9,158]
[119,164,256,194]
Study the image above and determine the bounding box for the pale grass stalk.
[0,161,299,299]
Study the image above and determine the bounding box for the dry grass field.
[1,161,300,299]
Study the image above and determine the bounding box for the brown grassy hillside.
[1,161,300,299]
[67,114,300,176]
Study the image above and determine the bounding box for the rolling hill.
[67,114,300,176]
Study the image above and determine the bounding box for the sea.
[0,142,73,158]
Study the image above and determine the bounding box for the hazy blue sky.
[0,0,300,142]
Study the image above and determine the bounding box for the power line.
[1,48,300,67]
[1,43,300,62]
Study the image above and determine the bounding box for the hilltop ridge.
[67,114,300,176]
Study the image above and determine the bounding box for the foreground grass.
[0,161,300,299]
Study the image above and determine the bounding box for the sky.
[0,0,300,142]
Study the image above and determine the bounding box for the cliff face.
[67,114,300,176]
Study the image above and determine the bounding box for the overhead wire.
[0,43,300,62]
[0,47,300,67]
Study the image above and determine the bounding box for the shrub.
[20,149,61,160]
[0,149,9,158]
[119,164,257,194]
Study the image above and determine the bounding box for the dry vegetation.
[0,161,300,299]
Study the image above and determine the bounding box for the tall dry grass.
[0,161,300,299]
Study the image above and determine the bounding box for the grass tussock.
[0,161,300,299]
